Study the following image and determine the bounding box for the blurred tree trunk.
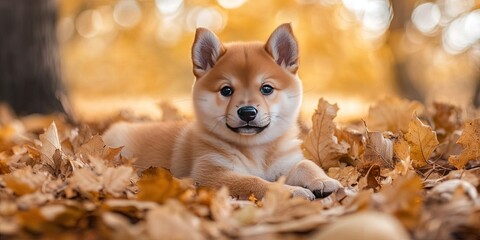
[0,0,65,115]
[389,0,424,102]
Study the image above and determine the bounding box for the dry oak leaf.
[367,97,423,133]
[404,117,439,168]
[39,122,62,166]
[448,119,480,169]
[362,130,394,169]
[77,134,123,163]
[303,98,348,169]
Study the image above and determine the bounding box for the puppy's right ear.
[192,28,224,78]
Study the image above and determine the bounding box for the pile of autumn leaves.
[0,97,479,239]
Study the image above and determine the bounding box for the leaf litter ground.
[0,97,479,239]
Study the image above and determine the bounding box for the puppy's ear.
[265,23,299,74]
[192,28,225,78]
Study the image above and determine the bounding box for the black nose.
[237,106,257,122]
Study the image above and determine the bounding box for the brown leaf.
[303,98,348,169]
[363,131,394,169]
[378,173,423,229]
[432,102,461,135]
[327,166,360,187]
[69,168,102,198]
[77,135,104,159]
[448,119,480,169]
[366,97,423,133]
[335,127,365,163]
[393,135,410,162]
[103,166,134,197]
[404,117,439,168]
[77,135,122,164]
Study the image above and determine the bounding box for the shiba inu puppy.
[103,23,342,199]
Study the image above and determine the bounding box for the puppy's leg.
[193,166,314,200]
[285,160,342,198]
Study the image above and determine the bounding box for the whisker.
[209,115,226,133]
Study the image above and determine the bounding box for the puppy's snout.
[237,106,257,122]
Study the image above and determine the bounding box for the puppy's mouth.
[226,123,269,135]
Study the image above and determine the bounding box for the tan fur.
[103,24,341,199]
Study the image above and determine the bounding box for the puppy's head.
[191,23,302,145]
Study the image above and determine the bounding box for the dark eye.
[260,85,274,95]
[220,86,233,96]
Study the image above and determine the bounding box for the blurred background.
[1,0,479,122]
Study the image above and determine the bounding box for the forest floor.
[0,96,479,239]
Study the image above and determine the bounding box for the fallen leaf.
[137,168,187,204]
[303,98,349,169]
[103,166,134,197]
[404,117,439,168]
[432,102,461,135]
[378,173,423,229]
[78,135,123,164]
[327,166,360,187]
[363,131,394,169]
[39,122,62,167]
[448,119,480,169]
[69,168,102,198]
[366,97,423,133]
[2,166,47,195]
[393,135,410,162]
[335,127,365,164]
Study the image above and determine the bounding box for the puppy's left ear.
[265,23,299,74]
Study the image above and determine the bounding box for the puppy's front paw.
[308,178,343,199]
[285,185,315,200]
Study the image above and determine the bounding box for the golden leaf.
[366,97,423,133]
[404,117,439,168]
[137,168,186,204]
[448,119,480,169]
[303,98,348,169]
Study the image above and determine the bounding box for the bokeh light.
[156,0,184,15]
[113,0,142,28]
[412,3,441,34]
[217,0,247,9]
